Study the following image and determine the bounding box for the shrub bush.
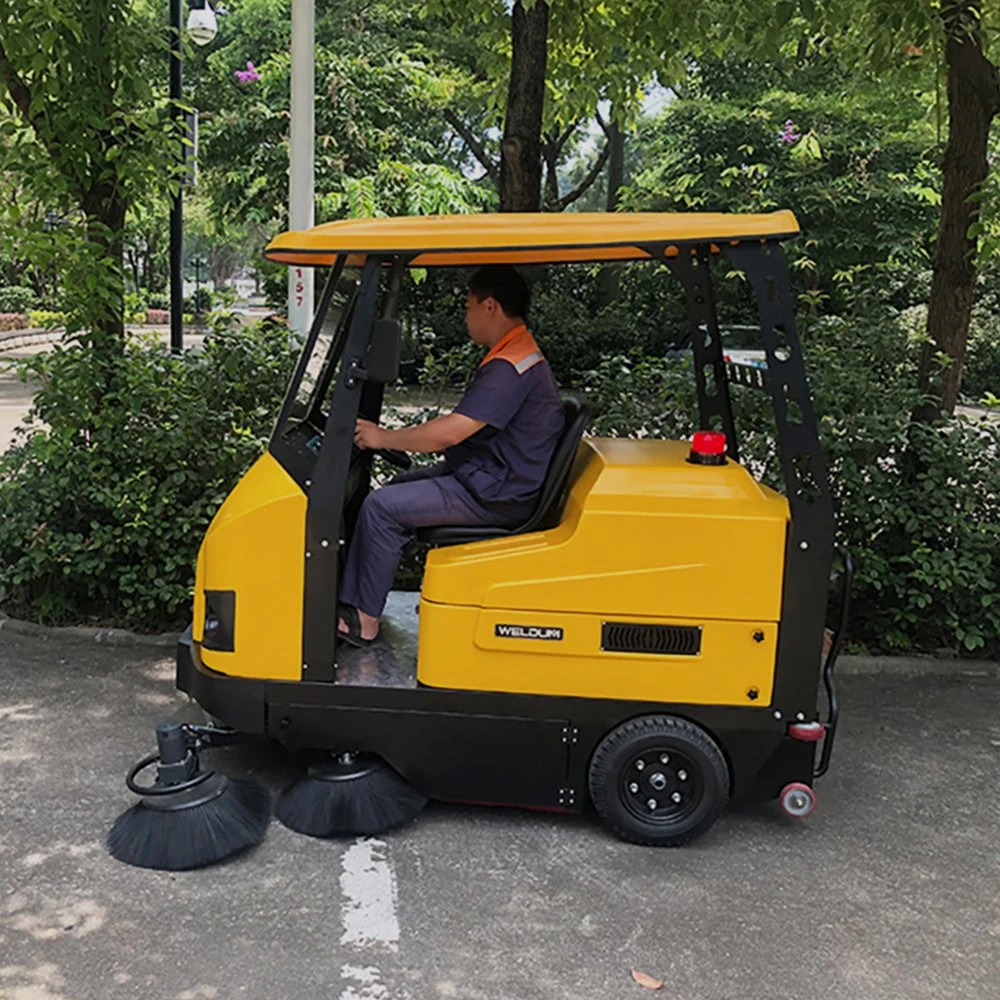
[3,294,995,657]
[27,309,67,330]
[212,285,238,309]
[0,313,27,333]
[125,290,148,325]
[0,285,37,313]
[0,322,299,629]
[399,262,692,388]
[962,309,1000,403]
[184,288,212,314]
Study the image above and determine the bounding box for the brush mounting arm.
[184,722,244,751]
[123,723,244,797]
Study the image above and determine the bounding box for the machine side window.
[286,270,361,425]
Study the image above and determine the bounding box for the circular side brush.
[275,752,428,838]
[107,723,271,871]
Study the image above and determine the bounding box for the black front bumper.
[176,628,267,734]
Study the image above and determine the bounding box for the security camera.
[187,4,218,46]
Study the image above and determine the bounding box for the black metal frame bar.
[169,0,184,354]
[723,242,835,710]
[299,257,382,681]
[815,544,853,778]
[346,259,407,538]
[662,247,740,461]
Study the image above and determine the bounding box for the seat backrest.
[514,396,590,535]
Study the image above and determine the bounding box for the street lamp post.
[169,0,217,354]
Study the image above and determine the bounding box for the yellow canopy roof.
[264,210,799,268]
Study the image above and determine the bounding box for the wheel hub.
[621,748,700,823]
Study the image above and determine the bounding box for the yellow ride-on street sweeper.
[108,211,852,871]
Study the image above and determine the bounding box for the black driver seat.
[416,396,590,546]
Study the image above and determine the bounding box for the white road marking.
[339,964,391,1000]
[340,837,400,950]
[339,838,403,1000]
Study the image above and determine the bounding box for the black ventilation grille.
[601,622,702,656]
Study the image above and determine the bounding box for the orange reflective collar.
[480,324,539,368]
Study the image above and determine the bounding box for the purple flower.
[778,119,801,144]
[235,60,261,85]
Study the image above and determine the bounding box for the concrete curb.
[0,325,178,354]
[0,609,997,675]
[0,614,178,650]
[837,654,999,677]
[0,329,61,351]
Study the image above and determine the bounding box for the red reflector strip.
[788,722,825,742]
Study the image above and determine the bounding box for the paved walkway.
[1,628,998,1000]
[0,328,210,454]
[0,340,44,454]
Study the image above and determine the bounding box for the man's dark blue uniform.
[339,268,564,643]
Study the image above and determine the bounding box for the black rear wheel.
[588,715,730,847]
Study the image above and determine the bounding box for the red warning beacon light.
[687,430,728,466]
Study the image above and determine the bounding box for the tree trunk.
[605,120,625,212]
[80,182,127,358]
[597,115,626,306]
[915,1,1000,421]
[542,139,561,209]
[499,0,549,212]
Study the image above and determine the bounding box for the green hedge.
[2,310,997,657]
[0,322,298,628]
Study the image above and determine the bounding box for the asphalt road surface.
[1,629,998,1000]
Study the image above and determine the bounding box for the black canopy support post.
[348,256,406,540]
[301,257,382,682]
[724,241,836,713]
[380,256,406,319]
[665,248,739,462]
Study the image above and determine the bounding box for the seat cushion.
[416,524,514,544]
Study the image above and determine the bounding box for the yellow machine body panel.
[417,602,779,705]
[418,438,790,705]
[193,452,306,680]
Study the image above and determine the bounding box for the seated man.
[338,265,565,646]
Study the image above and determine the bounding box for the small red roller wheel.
[779,782,816,818]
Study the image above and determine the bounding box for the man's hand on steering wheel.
[354,419,411,470]
[354,418,388,450]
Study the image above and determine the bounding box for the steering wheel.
[351,443,411,471]
[374,448,412,471]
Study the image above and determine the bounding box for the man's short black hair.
[467,265,530,319]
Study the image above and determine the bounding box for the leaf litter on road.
[631,968,664,990]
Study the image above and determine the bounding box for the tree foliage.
[624,66,941,314]
[0,0,181,356]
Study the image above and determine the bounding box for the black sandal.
[337,604,374,648]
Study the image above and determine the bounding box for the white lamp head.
[187,4,218,46]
